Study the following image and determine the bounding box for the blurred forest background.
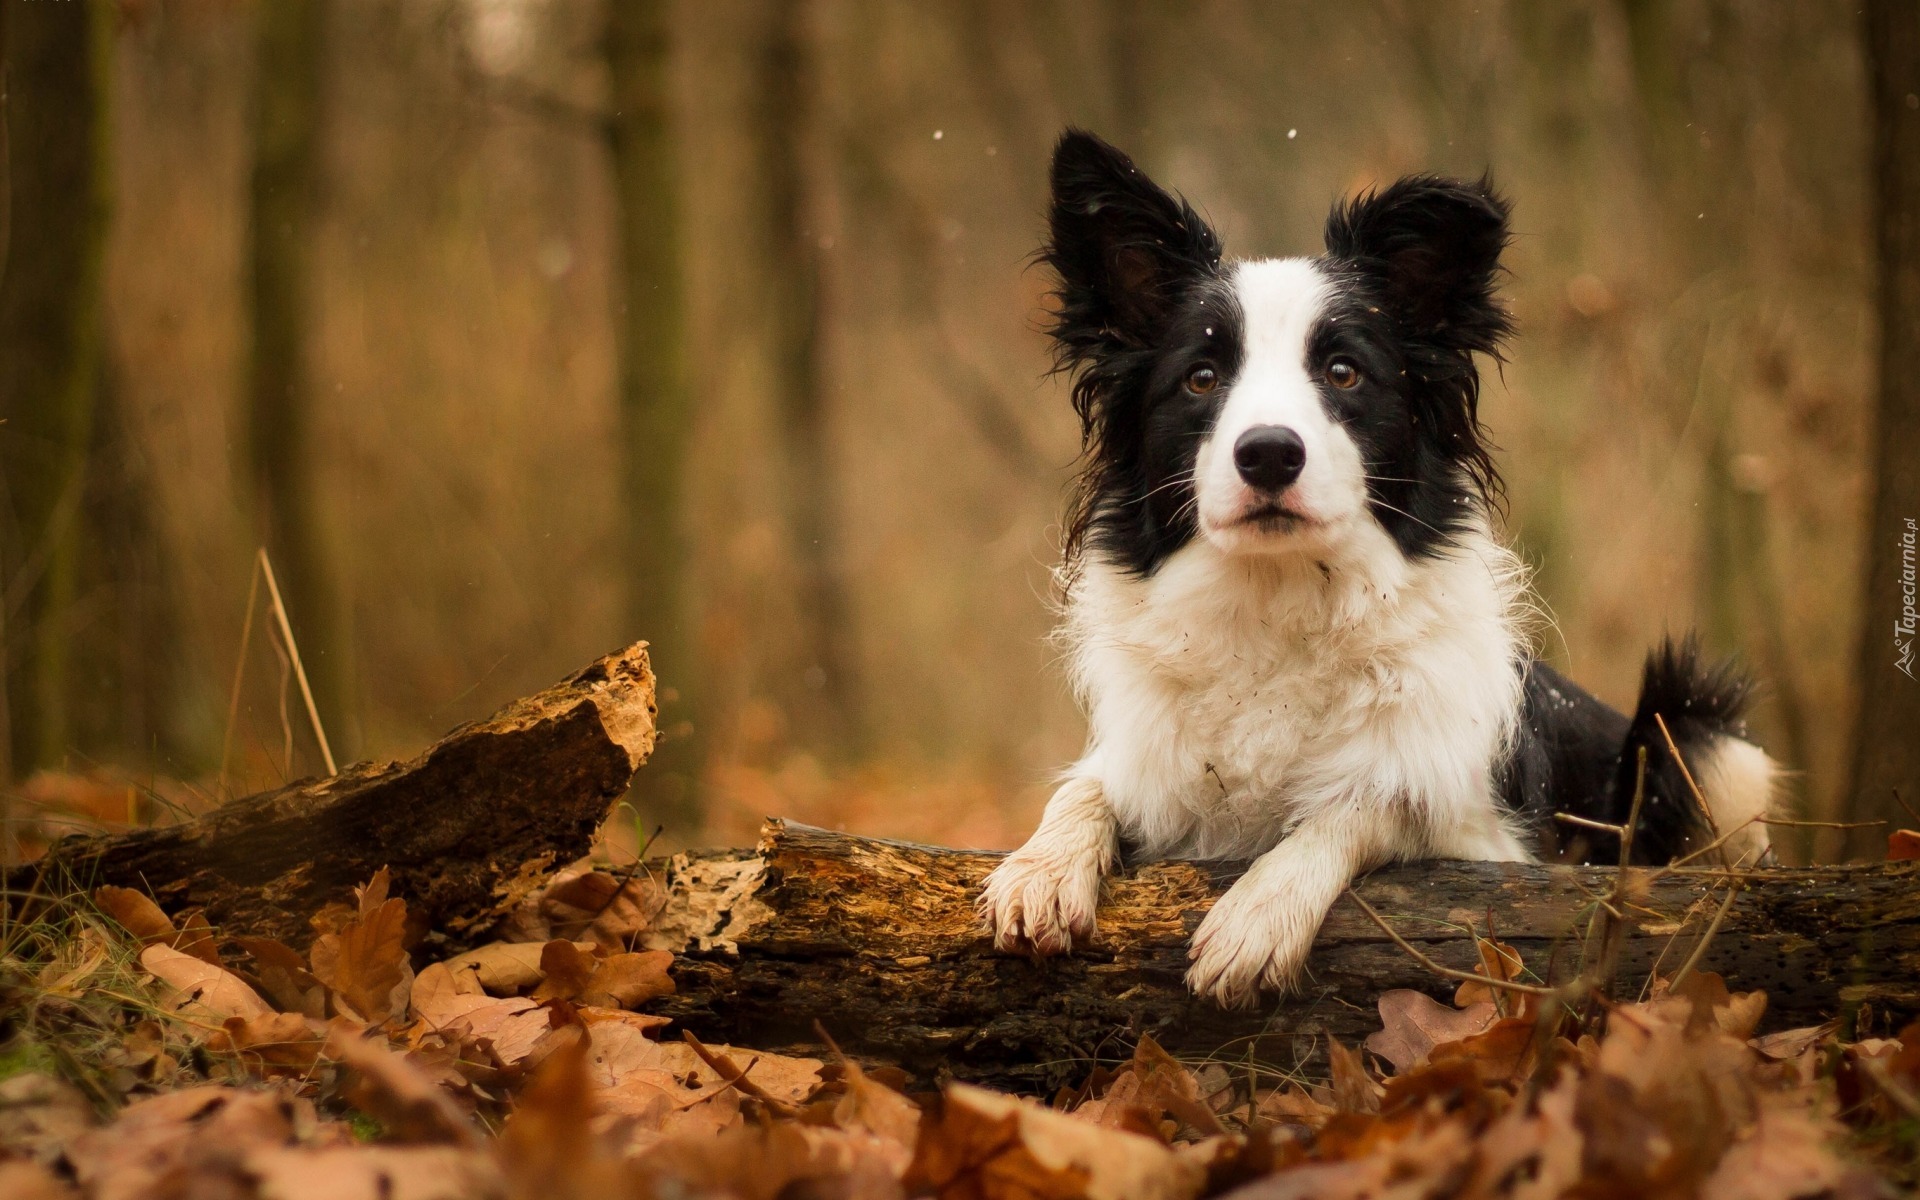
[2,0,1915,862]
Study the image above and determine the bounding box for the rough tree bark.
[1847,0,1920,856]
[645,821,1920,1090]
[9,643,657,952]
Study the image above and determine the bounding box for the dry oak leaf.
[1887,829,1920,861]
[1427,1017,1540,1088]
[1327,1039,1384,1115]
[1660,971,1770,1041]
[325,1022,480,1147]
[140,943,273,1023]
[209,1012,329,1077]
[1697,1095,1877,1200]
[1751,1022,1839,1062]
[531,939,598,1001]
[244,1144,504,1200]
[1365,990,1500,1074]
[92,886,200,955]
[540,868,666,951]
[66,1086,307,1200]
[310,870,413,1025]
[1254,1086,1336,1133]
[439,940,593,996]
[0,1073,96,1166]
[0,1161,77,1200]
[907,1083,1206,1200]
[580,950,675,1008]
[1219,1118,1476,1200]
[637,1122,909,1200]
[1075,1035,1225,1139]
[1453,938,1527,1011]
[832,1058,923,1172]
[236,937,330,1018]
[497,1035,632,1200]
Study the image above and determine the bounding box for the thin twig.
[1892,788,1919,828]
[1654,813,1766,877]
[1345,889,1557,996]
[256,548,337,776]
[1758,817,1885,829]
[1668,882,1743,991]
[681,1031,802,1117]
[217,558,265,801]
[1653,712,1724,851]
[1554,812,1627,835]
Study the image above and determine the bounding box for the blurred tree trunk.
[246,0,348,763]
[749,0,860,752]
[605,0,700,834]
[0,0,113,777]
[1846,0,1920,856]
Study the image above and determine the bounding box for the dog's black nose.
[1233,425,1307,492]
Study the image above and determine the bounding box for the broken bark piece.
[647,821,1920,1092]
[9,644,657,950]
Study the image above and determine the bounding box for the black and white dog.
[978,130,1778,1008]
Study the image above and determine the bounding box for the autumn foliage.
[1,866,1914,1200]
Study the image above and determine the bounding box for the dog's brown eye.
[1186,366,1219,394]
[1327,358,1361,390]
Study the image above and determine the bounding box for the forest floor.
[3,842,1919,1200]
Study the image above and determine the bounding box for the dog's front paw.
[977,848,1100,956]
[1184,887,1312,1008]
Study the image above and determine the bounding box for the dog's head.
[1043,129,1512,578]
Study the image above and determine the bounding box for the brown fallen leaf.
[243,1144,504,1200]
[1453,938,1527,1013]
[93,886,179,947]
[637,1122,908,1200]
[496,1035,627,1200]
[325,1022,480,1146]
[0,1073,96,1165]
[1428,1018,1539,1088]
[438,941,591,996]
[1662,971,1770,1041]
[1253,1086,1336,1133]
[1365,990,1500,1074]
[236,937,330,1018]
[540,869,666,952]
[140,943,274,1023]
[579,950,675,1008]
[1886,829,1920,861]
[1751,1022,1839,1062]
[907,1083,1205,1200]
[0,1161,77,1200]
[66,1086,307,1200]
[209,1012,329,1077]
[1327,1039,1383,1115]
[174,910,224,967]
[530,939,598,1002]
[1698,1094,1874,1200]
[310,871,414,1025]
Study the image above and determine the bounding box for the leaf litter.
[0,875,1912,1199]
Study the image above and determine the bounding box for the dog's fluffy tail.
[1614,636,1777,865]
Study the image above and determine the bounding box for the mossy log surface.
[9,644,657,950]
[651,820,1920,1091]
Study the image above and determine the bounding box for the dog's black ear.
[1324,175,1511,356]
[1044,129,1222,353]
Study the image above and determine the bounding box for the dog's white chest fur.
[1062,526,1533,862]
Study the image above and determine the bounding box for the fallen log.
[8,643,657,949]
[647,820,1920,1091]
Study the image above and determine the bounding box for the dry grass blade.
[256,547,337,777]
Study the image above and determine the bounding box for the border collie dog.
[978,130,1779,1008]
